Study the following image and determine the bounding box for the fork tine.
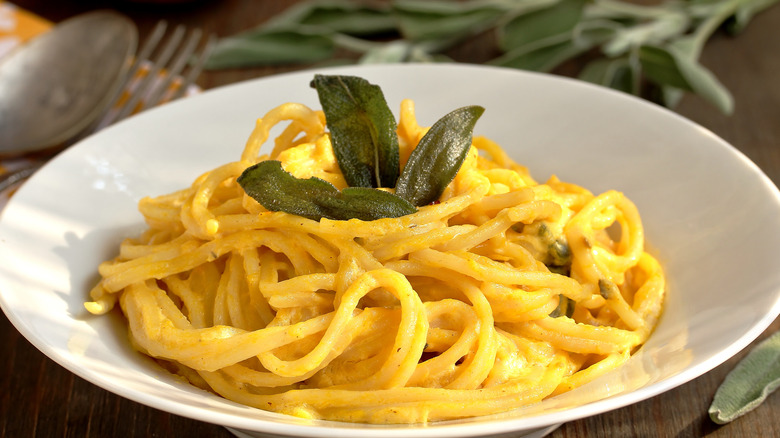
[169,33,217,102]
[111,25,186,123]
[90,20,168,132]
[143,28,202,108]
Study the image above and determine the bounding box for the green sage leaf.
[205,28,335,69]
[311,74,400,189]
[396,105,485,206]
[639,44,733,114]
[248,0,396,36]
[578,58,635,94]
[498,0,585,52]
[709,330,780,424]
[317,187,417,221]
[489,21,612,72]
[392,0,506,42]
[237,160,338,221]
[489,37,584,72]
[238,160,417,221]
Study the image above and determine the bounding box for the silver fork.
[0,22,216,194]
[94,21,216,130]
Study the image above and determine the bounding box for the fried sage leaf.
[237,160,415,221]
[317,187,417,221]
[395,105,484,206]
[237,160,337,220]
[311,74,400,188]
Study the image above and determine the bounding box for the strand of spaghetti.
[101,229,322,292]
[180,161,246,238]
[380,261,501,389]
[371,224,476,262]
[99,234,201,277]
[407,300,480,388]
[241,103,324,161]
[310,307,402,387]
[445,280,498,389]
[198,355,568,423]
[239,248,275,326]
[472,187,535,214]
[565,190,644,285]
[163,275,208,328]
[117,233,193,260]
[598,278,644,331]
[435,200,561,253]
[388,258,556,323]
[120,282,345,370]
[551,350,630,396]
[512,316,641,354]
[259,273,336,298]
[409,248,588,302]
[258,269,426,383]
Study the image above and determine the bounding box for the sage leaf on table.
[395,105,484,206]
[311,74,400,189]
[205,28,336,69]
[237,160,416,221]
[391,0,506,42]
[261,0,397,36]
[639,44,733,114]
[578,58,635,94]
[709,330,780,424]
[205,0,780,115]
[497,0,584,51]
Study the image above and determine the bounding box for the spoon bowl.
[0,10,137,157]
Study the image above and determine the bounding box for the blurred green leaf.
[393,0,505,42]
[498,0,585,51]
[639,44,733,114]
[489,21,612,72]
[262,0,396,36]
[203,0,778,114]
[709,330,780,424]
[601,11,688,57]
[578,58,634,94]
[489,38,582,71]
[205,28,336,69]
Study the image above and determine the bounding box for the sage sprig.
[709,330,780,424]
[238,75,484,221]
[205,0,779,114]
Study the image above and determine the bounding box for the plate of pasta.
[1,63,780,438]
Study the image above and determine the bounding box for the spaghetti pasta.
[86,91,665,424]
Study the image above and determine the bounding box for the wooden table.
[2,1,779,436]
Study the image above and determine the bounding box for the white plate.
[2,64,780,437]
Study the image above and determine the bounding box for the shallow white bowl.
[2,64,780,437]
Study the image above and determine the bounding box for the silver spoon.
[0,10,137,157]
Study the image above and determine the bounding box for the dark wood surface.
[2,1,779,437]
